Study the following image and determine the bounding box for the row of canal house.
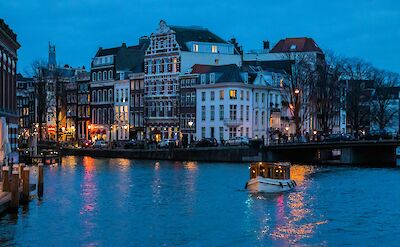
[85,20,325,144]
[16,20,330,146]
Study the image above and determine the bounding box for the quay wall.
[61,147,263,163]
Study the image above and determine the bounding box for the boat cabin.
[249,162,291,180]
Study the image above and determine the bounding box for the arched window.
[97,109,102,124]
[92,72,96,81]
[97,71,101,81]
[92,109,96,123]
[102,109,106,124]
[103,71,107,80]
[108,70,113,80]
[97,90,102,102]
[108,89,113,102]
[103,89,107,102]
[92,91,96,102]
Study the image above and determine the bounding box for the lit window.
[212,45,218,53]
[229,90,237,99]
[193,44,199,52]
[219,90,224,100]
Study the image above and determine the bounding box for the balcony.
[223,118,243,127]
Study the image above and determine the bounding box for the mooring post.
[38,163,44,198]
[18,163,25,180]
[2,166,10,192]
[22,166,30,203]
[10,170,19,209]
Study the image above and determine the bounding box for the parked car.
[195,138,218,147]
[225,136,250,146]
[93,140,108,149]
[324,133,354,142]
[158,139,176,148]
[124,140,145,149]
[82,140,93,148]
[364,130,392,140]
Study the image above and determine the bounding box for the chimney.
[263,40,270,50]
[230,37,237,45]
[122,42,127,48]
[139,36,149,45]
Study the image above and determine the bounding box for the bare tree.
[370,69,400,132]
[316,52,343,134]
[30,60,47,141]
[281,52,319,137]
[342,58,374,138]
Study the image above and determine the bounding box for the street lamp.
[294,88,300,94]
[285,126,289,132]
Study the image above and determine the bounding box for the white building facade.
[144,20,241,142]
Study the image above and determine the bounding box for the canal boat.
[245,162,296,193]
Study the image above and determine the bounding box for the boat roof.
[251,162,291,167]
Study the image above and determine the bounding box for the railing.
[223,118,243,127]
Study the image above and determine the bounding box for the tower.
[48,42,56,70]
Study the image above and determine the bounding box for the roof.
[17,73,33,81]
[191,64,244,83]
[270,37,322,53]
[94,40,149,72]
[170,25,227,51]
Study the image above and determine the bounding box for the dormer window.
[193,44,199,52]
[200,74,206,84]
[211,45,218,53]
[290,44,297,51]
[210,73,215,84]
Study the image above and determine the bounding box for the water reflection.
[246,165,327,245]
[80,157,98,242]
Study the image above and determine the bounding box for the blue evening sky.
[1,0,399,75]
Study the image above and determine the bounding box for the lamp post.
[188,120,194,144]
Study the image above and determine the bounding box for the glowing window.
[211,45,217,53]
[193,44,199,52]
[229,90,237,99]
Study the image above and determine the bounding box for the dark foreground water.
[0,156,400,246]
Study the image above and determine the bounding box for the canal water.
[0,156,399,246]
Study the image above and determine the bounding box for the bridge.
[264,140,400,167]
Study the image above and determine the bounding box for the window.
[262,93,265,103]
[210,105,215,121]
[246,127,249,137]
[255,111,258,125]
[116,89,119,102]
[246,106,249,121]
[92,91,96,102]
[211,91,215,101]
[219,127,224,142]
[108,70,113,80]
[229,105,237,120]
[202,92,206,101]
[255,93,259,103]
[201,74,206,84]
[240,90,244,100]
[210,73,215,84]
[201,127,206,138]
[229,90,237,99]
[240,105,244,120]
[92,72,96,81]
[194,44,199,52]
[262,111,265,125]
[219,90,224,100]
[211,45,218,53]
[103,71,107,80]
[97,71,101,81]
[201,106,206,121]
[246,91,250,101]
[219,105,224,120]
[210,127,215,138]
